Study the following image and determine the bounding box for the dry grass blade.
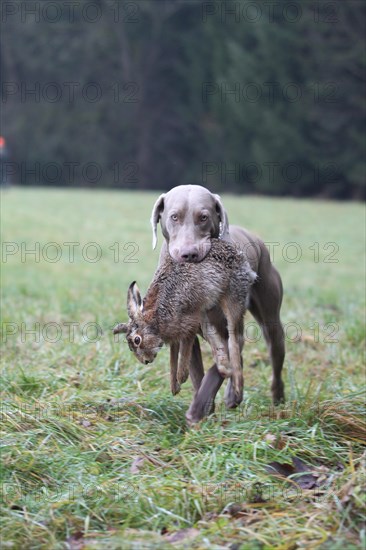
[318,398,366,443]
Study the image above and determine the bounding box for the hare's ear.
[127,281,143,318]
[113,323,129,334]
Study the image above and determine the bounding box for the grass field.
[1,187,365,549]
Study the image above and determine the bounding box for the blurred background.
[1,0,365,198]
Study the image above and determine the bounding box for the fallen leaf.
[266,457,320,489]
[266,461,296,477]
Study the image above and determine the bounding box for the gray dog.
[151,184,285,423]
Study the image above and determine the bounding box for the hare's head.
[113,281,163,365]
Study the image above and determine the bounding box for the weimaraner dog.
[151,184,285,423]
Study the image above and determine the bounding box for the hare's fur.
[114,239,256,400]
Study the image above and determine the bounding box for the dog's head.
[150,185,229,263]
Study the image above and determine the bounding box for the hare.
[113,239,257,403]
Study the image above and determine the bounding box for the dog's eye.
[134,335,141,346]
[200,214,208,222]
[171,213,178,221]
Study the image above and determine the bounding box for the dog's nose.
[144,359,150,365]
[180,247,199,262]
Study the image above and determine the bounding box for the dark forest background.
[1,0,365,198]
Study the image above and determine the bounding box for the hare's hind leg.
[170,342,180,395]
[226,319,244,408]
[201,314,231,377]
[189,337,205,393]
[177,338,194,385]
[220,302,244,409]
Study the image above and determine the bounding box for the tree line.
[1,0,365,198]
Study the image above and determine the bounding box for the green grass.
[1,187,365,550]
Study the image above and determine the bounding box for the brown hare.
[113,239,257,406]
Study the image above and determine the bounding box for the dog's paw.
[224,377,243,409]
[272,380,285,405]
[185,398,215,426]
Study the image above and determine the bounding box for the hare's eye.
[134,335,141,346]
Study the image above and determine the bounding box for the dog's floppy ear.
[214,194,229,238]
[150,193,166,250]
[127,281,143,318]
